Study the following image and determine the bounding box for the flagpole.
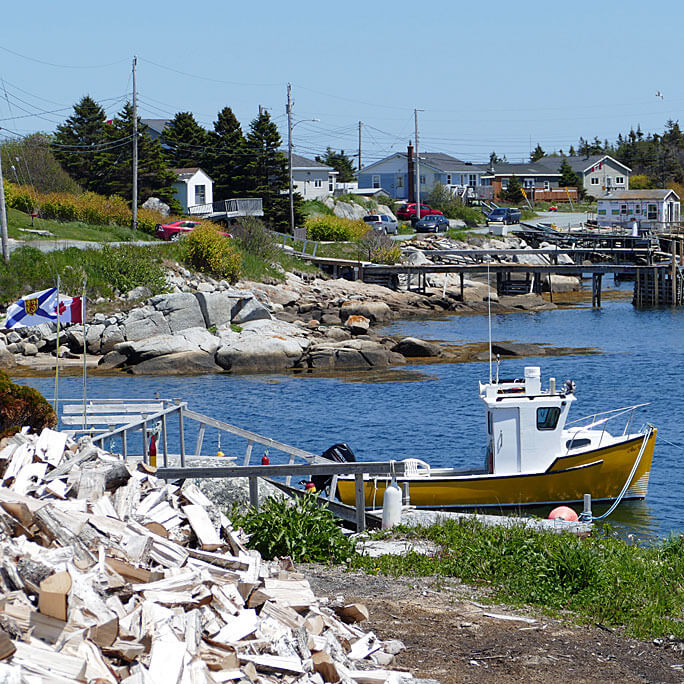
[54,275,60,412]
[82,279,87,429]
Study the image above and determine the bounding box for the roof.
[598,189,680,201]
[484,162,560,177]
[141,119,170,135]
[283,152,336,172]
[359,151,488,175]
[173,167,212,182]
[539,154,631,174]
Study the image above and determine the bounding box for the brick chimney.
[407,141,415,203]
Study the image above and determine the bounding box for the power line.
[0,45,129,70]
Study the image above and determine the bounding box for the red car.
[155,220,231,241]
[396,203,444,221]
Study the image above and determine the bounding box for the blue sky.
[0,0,681,165]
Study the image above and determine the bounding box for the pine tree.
[501,174,523,203]
[162,112,209,169]
[568,145,576,156]
[558,158,580,189]
[316,148,355,182]
[206,107,245,200]
[243,110,301,231]
[53,95,107,191]
[94,103,178,209]
[530,144,545,162]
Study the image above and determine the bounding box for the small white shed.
[173,168,214,213]
[596,189,680,232]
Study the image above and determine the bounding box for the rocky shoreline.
[1,235,584,376]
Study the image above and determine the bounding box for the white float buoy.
[382,479,402,529]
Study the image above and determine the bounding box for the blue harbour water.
[16,284,684,540]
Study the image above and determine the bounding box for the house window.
[606,176,613,188]
[543,181,550,191]
[420,174,426,185]
[620,204,628,215]
[591,177,600,185]
[501,178,509,190]
[396,175,404,188]
[314,179,322,188]
[537,407,561,431]
[469,174,477,187]
[372,175,380,189]
[635,204,641,214]
[523,178,535,189]
[446,174,452,184]
[647,204,657,220]
[616,176,625,185]
[194,185,206,204]
[328,175,334,192]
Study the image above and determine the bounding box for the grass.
[6,207,153,242]
[302,199,334,217]
[350,519,684,639]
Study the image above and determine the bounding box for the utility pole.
[287,83,295,234]
[415,109,423,220]
[131,56,138,230]
[0,145,8,265]
[358,121,362,171]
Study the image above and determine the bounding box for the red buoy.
[548,505,578,522]
[261,454,270,465]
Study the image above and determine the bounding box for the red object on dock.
[548,505,578,522]
[261,454,270,465]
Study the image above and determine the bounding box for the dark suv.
[485,208,521,226]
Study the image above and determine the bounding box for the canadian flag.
[56,296,84,324]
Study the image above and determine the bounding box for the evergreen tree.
[206,107,245,200]
[243,110,302,231]
[95,102,178,209]
[558,158,580,189]
[568,145,576,156]
[162,112,209,169]
[316,148,355,182]
[489,151,502,166]
[501,174,523,203]
[530,144,545,162]
[53,95,107,191]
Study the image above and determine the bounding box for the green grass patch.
[397,223,414,235]
[302,199,334,217]
[350,519,684,639]
[6,207,153,242]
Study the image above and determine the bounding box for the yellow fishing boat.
[334,366,656,509]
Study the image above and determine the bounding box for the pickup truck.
[485,208,521,226]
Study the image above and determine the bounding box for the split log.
[38,571,72,621]
[335,603,370,624]
[312,650,340,683]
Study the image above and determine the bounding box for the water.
[14,284,684,539]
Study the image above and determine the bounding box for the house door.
[492,407,520,474]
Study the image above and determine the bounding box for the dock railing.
[63,399,404,531]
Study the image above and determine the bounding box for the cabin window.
[591,177,599,185]
[647,204,657,220]
[616,176,625,185]
[620,204,628,215]
[194,185,206,205]
[446,174,452,184]
[487,412,492,435]
[372,175,380,189]
[328,175,335,191]
[635,204,641,214]
[537,407,561,430]
[314,179,322,188]
[566,438,591,450]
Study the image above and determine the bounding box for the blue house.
[357,145,491,201]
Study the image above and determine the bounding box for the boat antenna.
[487,259,493,383]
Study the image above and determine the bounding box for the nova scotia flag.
[3,288,58,329]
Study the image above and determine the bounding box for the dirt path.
[302,565,684,683]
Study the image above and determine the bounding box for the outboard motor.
[312,443,356,494]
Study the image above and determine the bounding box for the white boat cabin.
[480,367,575,474]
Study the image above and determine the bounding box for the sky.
[0,0,682,167]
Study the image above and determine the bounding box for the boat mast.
[0,146,9,264]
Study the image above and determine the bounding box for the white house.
[289,153,338,200]
[173,168,213,213]
[596,189,680,232]
[539,154,631,198]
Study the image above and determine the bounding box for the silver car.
[363,214,398,235]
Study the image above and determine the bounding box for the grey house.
[538,155,631,198]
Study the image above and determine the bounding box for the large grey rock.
[22,343,38,356]
[345,315,370,335]
[215,335,305,373]
[339,301,392,323]
[231,297,272,325]
[142,196,170,216]
[126,286,153,301]
[151,293,206,333]
[129,351,222,375]
[333,200,366,220]
[0,349,17,368]
[544,275,581,292]
[406,250,433,266]
[198,476,285,516]
[123,311,171,341]
[97,350,128,370]
[85,324,106,354]
[115,327,220,363]
[194,292,240,329]
[100,325,125,354]
[391,337,442,357]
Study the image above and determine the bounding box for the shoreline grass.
[349,518,684,639]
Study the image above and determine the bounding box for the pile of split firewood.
[0,428,415,684]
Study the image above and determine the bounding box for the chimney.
[407,141,415,204]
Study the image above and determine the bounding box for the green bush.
[98,244,168,294]
[306,215,369,241]
[231,217,278,261]
[234,495,354,563]
[182,225,242,282]
[0,370,56,438]
[356,231,402,264]
[425,184,486,226]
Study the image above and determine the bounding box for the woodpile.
[0,428,414,684]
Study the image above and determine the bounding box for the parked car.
[363,214,398,235]
[485,208,521,226]
[155,220,231,241]
[414,214,450,233]
[396,203,444,221]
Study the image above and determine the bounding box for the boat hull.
[336,430,656,508]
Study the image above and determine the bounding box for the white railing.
[188,198,264,217]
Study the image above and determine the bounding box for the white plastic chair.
[402,458,431,478]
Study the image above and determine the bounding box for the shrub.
[234,495,354,563]
[98,244,168,294]
[231,217,278,261]
[182,224,242,282]
[426,184,486,226]
[306,215,369,241]
[0,370,56,438]
[356,231,402,264]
